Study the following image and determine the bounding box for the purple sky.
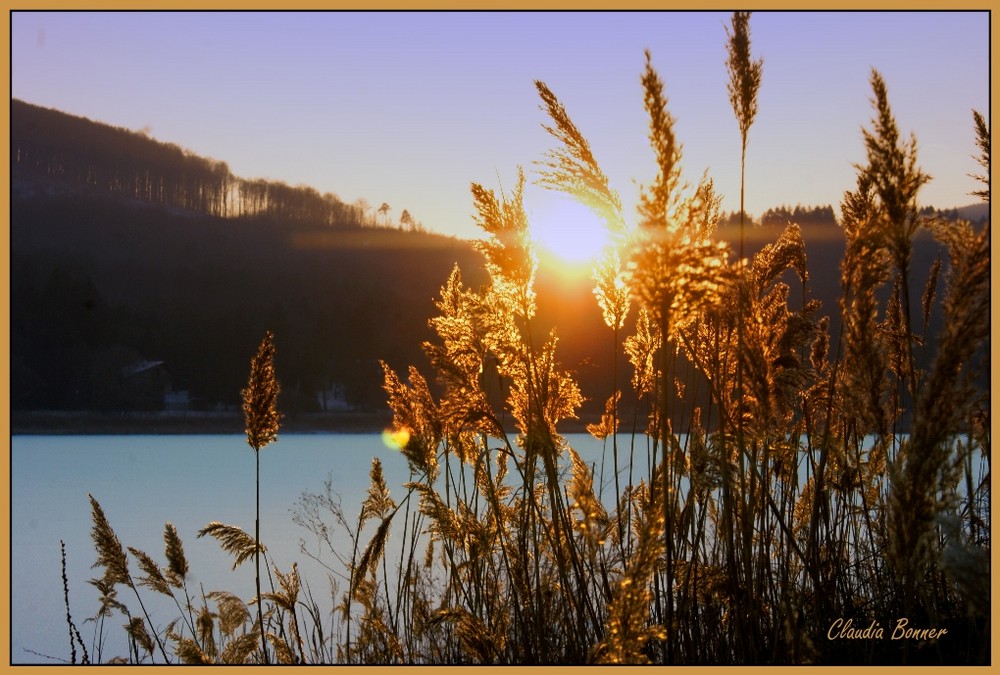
[11,11,990,239]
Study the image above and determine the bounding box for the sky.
[10,10,991,241]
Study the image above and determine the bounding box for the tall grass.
[67,15,988,665]
[241,330,281,663]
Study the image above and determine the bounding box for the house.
[316,383,352,412]
[121,359,189,411]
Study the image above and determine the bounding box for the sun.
[528,192,611,269]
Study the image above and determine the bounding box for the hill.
[10,100,487,417]
[9,99,973,428]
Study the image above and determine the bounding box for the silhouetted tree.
[354,198,372,226]
[11,100,367,228]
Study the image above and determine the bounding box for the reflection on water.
[11,432,620,663]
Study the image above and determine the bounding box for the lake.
[10,432,629,664]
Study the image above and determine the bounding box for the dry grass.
[65,14,988,665]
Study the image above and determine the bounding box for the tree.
[400,208,414,231]
[353,198,372,226]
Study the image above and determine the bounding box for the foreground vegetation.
[67,14,989,665]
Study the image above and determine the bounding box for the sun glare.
[382,426,410,451]
[529,193,611,269]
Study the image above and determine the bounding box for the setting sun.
[9,10,989,667]
[528,193,611,267]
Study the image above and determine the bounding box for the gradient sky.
[10,10,990,240]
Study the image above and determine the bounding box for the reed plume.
[163,522,188,587]
[381,363,441,480]
[859,69,930,401]
[219,633,262,664]
[87,494,170,662]
[969,109,989,202]
[242,330,281,663]
[125,617,155,659]
[725,10,763,261]
[197,522,267,570]
[205,590,252,638]
[262,563,305,662]
[67,21,990,666]
[127,546,171,596]
[88,493,130,587]
[889,214,990,613]
[243,330,281,452]
[534,80,627,241]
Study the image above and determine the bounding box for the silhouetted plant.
[87,494,170,663]
[288,37,987,666]
[66,15,989,666]
[970,110,990,202]
[241,330,281,663]
[725,10,763,262]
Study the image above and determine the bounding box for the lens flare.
[381,426,411,451]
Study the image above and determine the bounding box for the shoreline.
[9,410,395,435]
[10,410,597,436]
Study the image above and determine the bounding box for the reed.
[61,540,89,664]
[241,330,281,663]
[64,13,988,665]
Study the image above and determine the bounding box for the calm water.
[10,432,620,664]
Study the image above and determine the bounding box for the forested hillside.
[10,100,484,415]
[9,99,971,424]
[11,99,368,226]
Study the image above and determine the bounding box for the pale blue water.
[11,434,397,663]
[14,432,960,664]
[10,432,619,664]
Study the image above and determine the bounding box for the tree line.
[8,98,964,419]
[11,99,376,227]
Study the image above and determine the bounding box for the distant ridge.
[12,98,983,238]
[10,99,487,415]
[12,98,396,231]
[8,98,978,422]
[955,202,990,222]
